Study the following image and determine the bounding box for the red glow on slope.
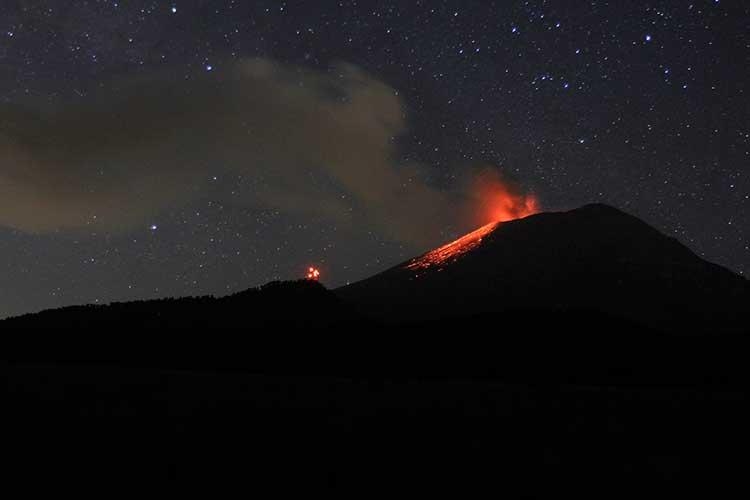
[406,221,500,270]
[406,172,539,271]
[306,267,321,280]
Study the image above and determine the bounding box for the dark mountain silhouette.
[5,204,750,493]
[4,203,749,384]
[337,203,749,334]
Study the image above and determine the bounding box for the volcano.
[337,204,749,334]
[3,203,747,335]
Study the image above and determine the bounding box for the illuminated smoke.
[471,170,540,226]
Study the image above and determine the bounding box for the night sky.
[0,0,747,318]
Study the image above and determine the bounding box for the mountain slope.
[336,204,749,333]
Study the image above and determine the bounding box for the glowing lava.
[306,267,321,280]
[406,173,539,271]
[476,174,540,225]
[406,221,500,271]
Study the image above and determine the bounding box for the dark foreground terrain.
[6,358,749,495]
[6,311,750,494]
[4,205,750,493]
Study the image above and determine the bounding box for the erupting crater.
[406,178,539,271]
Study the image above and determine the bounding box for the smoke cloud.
[0,58,536,247]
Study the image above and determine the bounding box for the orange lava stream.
[405,221,500,271]
[405,172,539,272]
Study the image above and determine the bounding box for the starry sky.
[0,0,748,318]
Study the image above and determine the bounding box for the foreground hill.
[2,279,356,329]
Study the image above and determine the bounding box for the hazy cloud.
[0,58,534,246]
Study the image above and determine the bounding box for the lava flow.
[407,176,539,271]
[405,221,500,271]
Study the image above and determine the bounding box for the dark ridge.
[2,279,359,329]
[578,202,633,213]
